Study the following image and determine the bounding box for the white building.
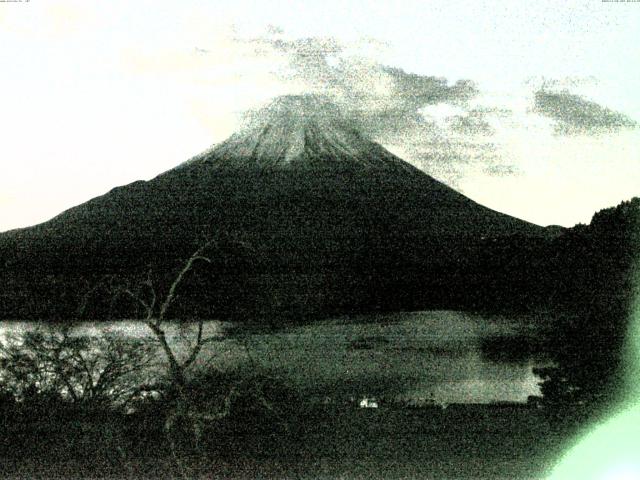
[359,397,379,409]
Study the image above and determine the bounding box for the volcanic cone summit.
[187,94,418,172]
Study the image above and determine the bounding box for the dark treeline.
[533,197,639,424]
[477,197,639,423]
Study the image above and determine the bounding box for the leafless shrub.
[0,327,158,409]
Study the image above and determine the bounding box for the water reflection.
[0,311,543,404]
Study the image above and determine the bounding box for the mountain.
[0,94,552,321]
[182,95,420,172]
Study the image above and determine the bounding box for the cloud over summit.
[235,31,512,184]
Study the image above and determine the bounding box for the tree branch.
[182,321,204,370]
[120,288,153,320]
[158,242,214,323]
[145,321,183,385]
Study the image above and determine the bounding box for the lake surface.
[0,311,543,404]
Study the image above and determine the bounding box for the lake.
[0,310,543,404]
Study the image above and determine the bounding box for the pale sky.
[1,0,639,231]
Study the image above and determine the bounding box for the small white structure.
[359,397,379,409]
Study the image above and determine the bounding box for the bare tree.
[0,327,157,407]
[116,241,220,392]
[107,240,291,478]
[109,240,240,473]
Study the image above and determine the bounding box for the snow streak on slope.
[184,94,419,172]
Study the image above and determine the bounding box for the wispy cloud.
[126,28,638,191]
[533,88,637,135]
[234,31,515,183]
[448,108,499,136]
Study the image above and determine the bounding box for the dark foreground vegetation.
[0,381,568,479]
[0,322,622,479]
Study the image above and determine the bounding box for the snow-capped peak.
[186,94,418,172]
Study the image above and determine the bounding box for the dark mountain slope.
[0,95,550,321]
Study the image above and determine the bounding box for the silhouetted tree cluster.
[535,197,639,423]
